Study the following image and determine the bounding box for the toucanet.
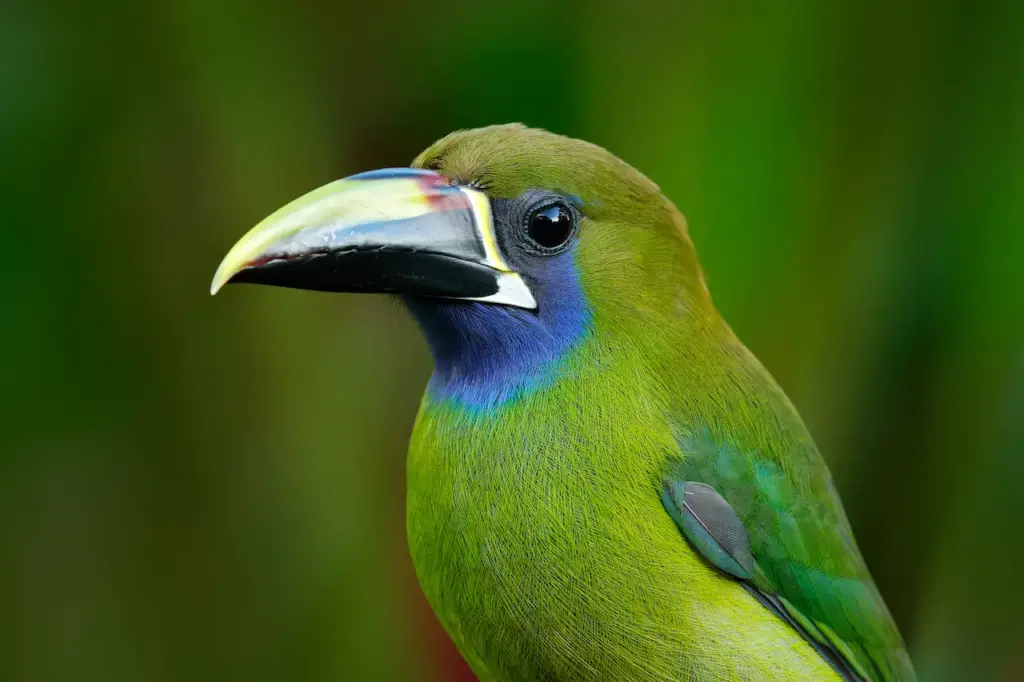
[212,124,915,681]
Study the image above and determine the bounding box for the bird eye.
[526,203,574,251]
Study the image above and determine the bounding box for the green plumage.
[401,125,915,680]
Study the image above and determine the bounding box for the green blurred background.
[2,0,1022,680]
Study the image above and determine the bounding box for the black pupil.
[528,205,573,249]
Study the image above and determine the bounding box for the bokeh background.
[2,0,1022,680]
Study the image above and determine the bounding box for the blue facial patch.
[405,248,591,411]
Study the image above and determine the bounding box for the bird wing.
[662,428,915,682]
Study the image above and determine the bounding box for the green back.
[649,318,914,680]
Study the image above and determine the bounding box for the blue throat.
[404,251,591,410]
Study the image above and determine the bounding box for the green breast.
[405,364,840,682]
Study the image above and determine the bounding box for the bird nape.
[212,124,916,682]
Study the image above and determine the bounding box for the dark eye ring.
[525,202,575,252]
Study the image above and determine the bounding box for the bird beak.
[210,168,536,309]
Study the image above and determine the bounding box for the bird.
[211,124,916,681]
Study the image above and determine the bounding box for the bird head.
[212,124,713,405]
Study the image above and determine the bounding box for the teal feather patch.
[663,475,865,680]
[666,428,915,681]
